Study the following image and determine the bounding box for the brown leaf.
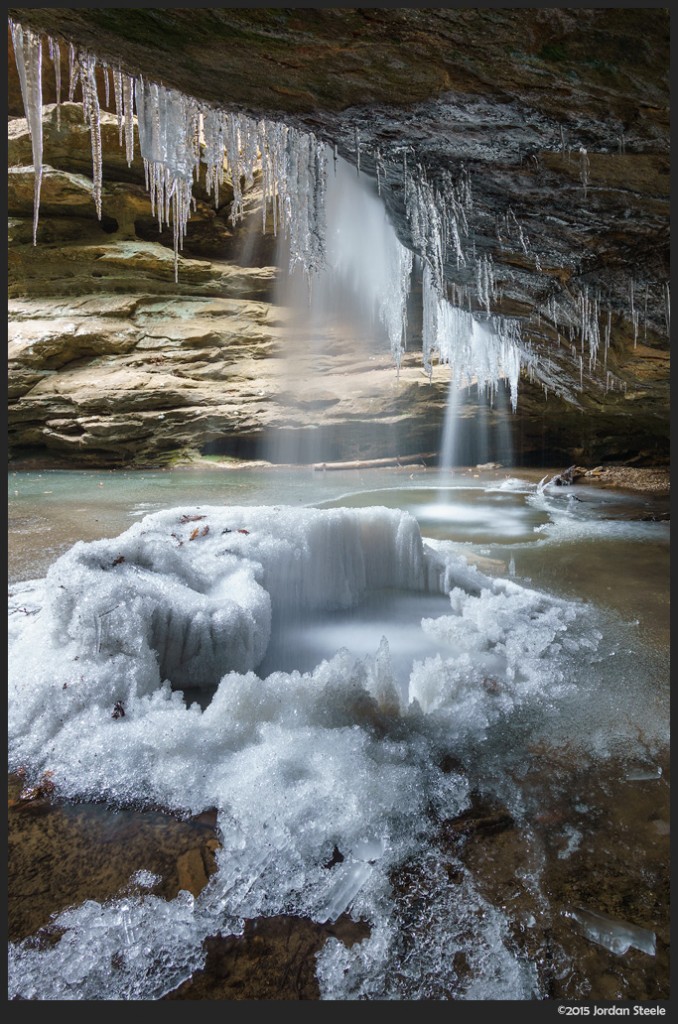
[189,527,200,541]
[201,525,209,537]
[180,514,206,524]
[17,770,56,804]
[112,555,125,566]
[237,528,250,535]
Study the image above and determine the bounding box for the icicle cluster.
[421,265,524,411]
[405,166,470,290]
[10,20,327,283]
[378,240,413,369]
[134,79,201,278]
[11,17,661,407]
[496,207,530,259]
[476,255,496,315]
[577,286,602,368]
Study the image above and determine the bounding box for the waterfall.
[261,149,413,464]
[439,376,463,475]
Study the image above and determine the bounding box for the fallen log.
[313,453,436,471]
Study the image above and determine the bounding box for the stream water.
[7,465,670,1001]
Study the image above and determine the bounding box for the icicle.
[518,223,529,256]
[10,20,44,246]
[579,146,590,199]
[67,42,79,102]
[113,69,124,145]
[603,310,612,371]
[103,64,110,110]
[355,127,360,176]
[123,75,135,165]
[48,36,61,131]
[476,255,493,315]
[630,279,639,348]
[80,54,103,220]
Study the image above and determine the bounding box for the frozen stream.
[7,466,670,1001]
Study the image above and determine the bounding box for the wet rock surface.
[7,773,220,944]
[165,915,370,1000]
[442,752,671,1001]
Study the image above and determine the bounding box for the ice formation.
[8,502,603,1000]
[297,150,414,369]
[422,264,523,410]
[9,15,665,401]
[10,17,329,285]
[8,16,540,399]
[564,906,656,957]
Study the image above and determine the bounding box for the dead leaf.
[238,529,250,535]
[15,770,56,805]
[180,514,206,524]
[112,701,125,719]
[112,555,125,566]
[189,527,200,541]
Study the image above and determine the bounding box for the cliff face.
[7,9,669,467]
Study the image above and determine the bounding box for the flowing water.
[7,465,669,1001]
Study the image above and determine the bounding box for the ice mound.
[8,504,598,1000]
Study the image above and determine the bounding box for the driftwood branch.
[313,453,436,472]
